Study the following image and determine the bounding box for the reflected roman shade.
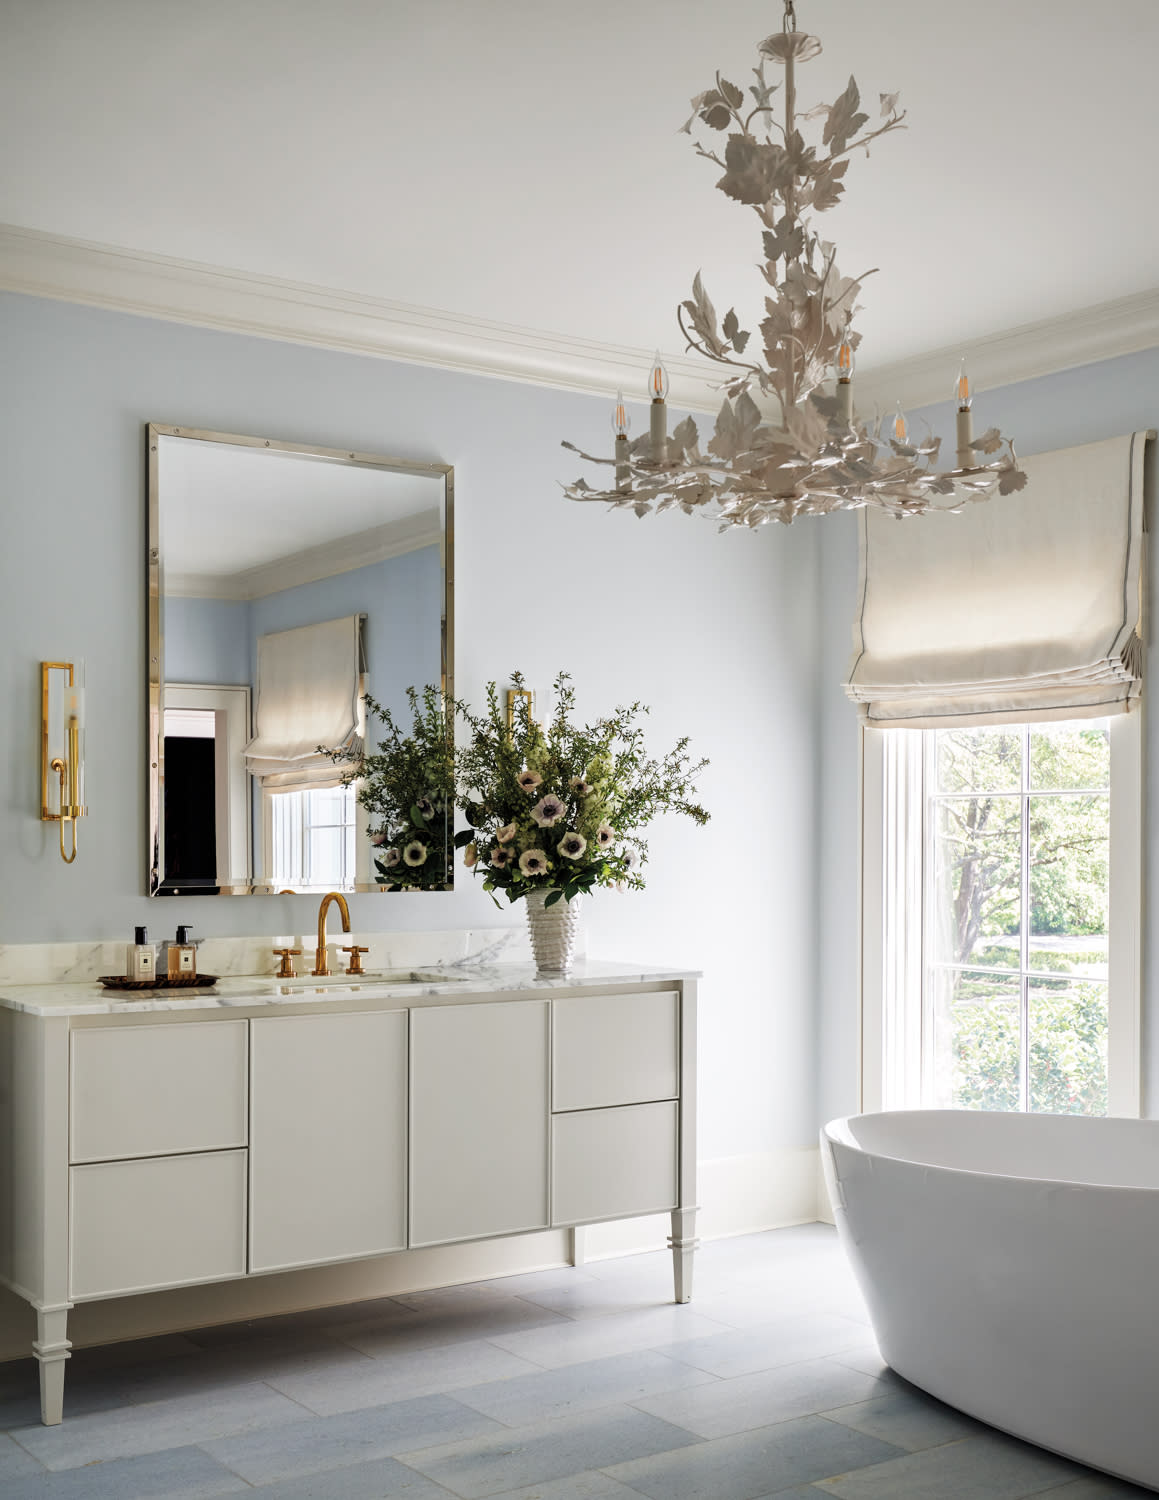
[244,615,365,790]
[844,430,1151,728]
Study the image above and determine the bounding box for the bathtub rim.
[822,1108,1159,1196]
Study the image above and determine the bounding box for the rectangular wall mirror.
[147,425,453,896]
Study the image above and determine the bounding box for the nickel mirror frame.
[146,423,455,896]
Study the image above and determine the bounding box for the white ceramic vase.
[524,889,582,976]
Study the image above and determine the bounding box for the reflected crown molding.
[166,509,442,601]
[3,222,1159,412]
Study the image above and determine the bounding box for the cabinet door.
[250,1010,407,1273]
[410,1001,548,1247]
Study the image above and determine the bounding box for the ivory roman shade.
[844,430,1151,728]
[244,615,365,790]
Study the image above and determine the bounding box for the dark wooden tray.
[97,974,220,991]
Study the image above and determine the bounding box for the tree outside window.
[929,722,1109,1115]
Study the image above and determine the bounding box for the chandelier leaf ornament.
[563,0,1025,529]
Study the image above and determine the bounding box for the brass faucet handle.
[272,947,301,979]
[342,945,369,975]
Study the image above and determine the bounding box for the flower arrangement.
[454,672,709,907]
[335,686,454,890]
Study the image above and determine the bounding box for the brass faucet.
[313,891,351,975]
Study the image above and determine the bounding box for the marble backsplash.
[0,924,545,987]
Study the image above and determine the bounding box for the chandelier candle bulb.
[955,361,974,469]
[834,328,855,426]
[648,354,669,464]
[612,390,631,488]
[893,405,908,446]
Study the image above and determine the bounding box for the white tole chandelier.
[563,1,1025,529]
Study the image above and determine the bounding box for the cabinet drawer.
[70,1021,248,1163]
[70,1150,246,1300]
[552,991,678,1112]
[552,1101,678,1225]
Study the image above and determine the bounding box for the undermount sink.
[271,968,469,989]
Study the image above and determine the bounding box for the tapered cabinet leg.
[34,1306,71,1425]
[669,1206,699,1304]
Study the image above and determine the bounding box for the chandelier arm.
[744,105,786,141]
[676,306,768,384]
[825,112,908,163]
[692,143,727,169]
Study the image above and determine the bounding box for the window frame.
[859,711,1142,1118]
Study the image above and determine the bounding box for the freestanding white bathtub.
[821,1110,1159,1492]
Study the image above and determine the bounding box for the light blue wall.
[816,348,1159,1126]
[0,291,824,1163]
[164,596,252,685]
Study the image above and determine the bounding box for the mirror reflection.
[148,426,452,895]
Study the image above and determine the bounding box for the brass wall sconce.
[41,661,86,863]
[506,688,534,729]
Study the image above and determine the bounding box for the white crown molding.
[166,511,441,601]
[0,222,723,412]
[853,288,1159,414]
[3,222,1159,417]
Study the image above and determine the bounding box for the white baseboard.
[0,1147,825,1361]
[816,1151,837,1225]
[584,1146,824,1260]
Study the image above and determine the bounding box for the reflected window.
[268,785,358,892]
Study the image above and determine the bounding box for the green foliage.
[950,980,1108,1116]
[934,726,1109,965]
[331,686,454,891]
[454,671,709,908]
[935,725,1110,1119]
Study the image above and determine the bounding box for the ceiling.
[159,435,442,586]
[3,0,1158,404]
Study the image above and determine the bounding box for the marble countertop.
[0,960,701,1017]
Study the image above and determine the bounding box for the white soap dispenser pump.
[127,925,156,983]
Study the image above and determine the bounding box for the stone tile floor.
[0,1224,1150,1498]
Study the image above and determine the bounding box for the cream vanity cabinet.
[0,967,697,1426]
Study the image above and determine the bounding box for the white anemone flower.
[382,847,402,868]
[490,847,512,868]
[531,794,566,828]
[403,840,429,867]
[569,776,594,795]
[595,822,615,848]
[519,848,549,876]
[621,847,640,873]
[558,831,587,860]
[496,822,517,843]
[517,770,543,793]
